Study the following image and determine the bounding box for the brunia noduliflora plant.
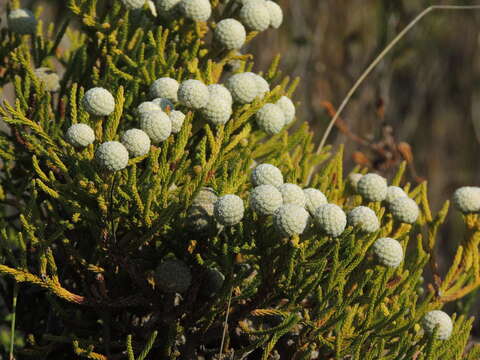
[0,0,480,359]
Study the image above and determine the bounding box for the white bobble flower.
[201,97,232,126]
[150,77,179,102]
[274,204,309,236]
[348,206,380,233]
[256,103,285,135]
[95,141,129,171]
[265,1,283,28]
[169,110,185,133]
[179,0,211,21]
[239,2,270,32]
[303,188,327,214]
[137,101,162,114]
[422,310,453,340]
[276,96,295,125]
[386,186,407,205]
[214,194,245,226]
[156,0,181,17]
[251,163,284,187]
[66,123,95,147]
[226,73,259,104]
[208,84,233,106]
[452,186,480,213]
[348,173,363,191]
[156,260,191,293]
[187,188,218,233]
[250,185,283,216]
[372,237,403,268]
[83,87,115,116]
[152,97,175,112]
[34,67,60,92]
[8,8,37,35]
[389,197,419,224]
[140,110,172,143]
[246,72,269,98]
[121,0,146,9]
[357,173,388,202]
[314,204,346,237]
[214,19,246,50]
[178,79,210,109]
[121,128,151,157]
[278,183,306,207]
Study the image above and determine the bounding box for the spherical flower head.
[121,0,146,9]
[201,97,232,126]
[389,197,419,224]
[140,110,172,143]
[256,103,285,135]
[274,204,309,236]
[178,79,209,109]
[386,186,407,205]
[137,101,162,114]
[372,237,403,268]
[187,188,218,233]
[348,173,363,191]
[452,186,480,213]
[422,310,453,340]
[156,0,181,15]
[193,187,218,205]
[169,110,185,133]
[214,194,245,226]
[83,87,115,116]
[8,8,37,35]
[202,268,225,296]
[215,19,246,50]
[95,141,129,171]
[150,77,179,102]
[246,72,269,98]
[152,97,175,112]
[208,84,233,106]
[314,204,346,237]
[265,1,283,28]
[121,128,151,157]
[303,188,327,214]
[34,67,60,92]
[250,185,283,216]
[66,123,95,147]
[251,163,283,187]
[239,2,270,32]
[226,73,259,104]
[156,260,191,293]
[357,173,388,202]
[278,183,306,207]
[179,0,211,21]
[348,206,380,233]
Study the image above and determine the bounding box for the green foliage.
[0,0,479,359]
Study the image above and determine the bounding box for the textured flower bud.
[137,101,162,114]
[156,260,191,293]
[452,186,480,213]
[66,123,95,147]
[34,67,60,92]
[121,128,151,157]
[389,197,419,224]
[247,72,269,98]
[250,185,283,216]
[251,163,283,187]
[8,8,37,35]
[347,206,379,233]
[150,77,179,102]
[214,19,246,50]
[274,204,309,236]
[348,173,363,191]
[303,188,327,214]
[314,204,347,237]
[226,73,258,104]
[121,0,146,9]
[95,141,129,171]
[156,0,181,17]
[357,173,388,202]
[372,237,403,268]
[422,310,453,340]
[152,97,175,112]
[265,1,283,28]
[208,84,233,106]
[140,110,172,143]
[255,103,285,135]
[385,186,407,205]
[239,2,270,32]
[214,194,245,226]
[201,268,225,296]
[201,97,232,126]
[179,0,211,21]
[83,87,115,116]
[276,96,295,125]
[187,188,218,233]
[178,79,209,109]
[169,110,185,133]
[278,183,306,207]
